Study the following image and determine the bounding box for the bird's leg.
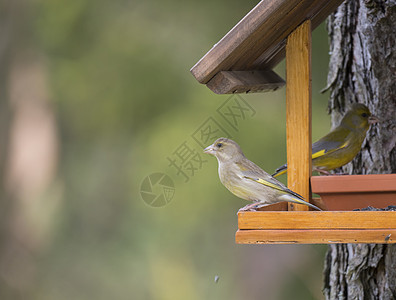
[238,202,262,212]
[314,167,347,176]
[254,203,271,209]
[313,168,331,176]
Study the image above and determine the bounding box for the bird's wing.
[241,170,304,201]
[272,128,351,177]
[272,164,287,177]
[312,129,350,159]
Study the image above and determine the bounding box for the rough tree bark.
[323,1,396,299]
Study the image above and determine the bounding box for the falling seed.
[214,275,219,283]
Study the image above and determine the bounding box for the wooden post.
[286,20,312,211]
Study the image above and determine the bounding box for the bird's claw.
[238,203,259,213]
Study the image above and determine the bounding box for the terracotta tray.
[311,174,396,211]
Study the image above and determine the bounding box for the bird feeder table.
[191,0,396,244]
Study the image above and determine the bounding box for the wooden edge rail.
[238,211,396,230]
[235,229,396,244]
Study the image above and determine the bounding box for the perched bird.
[204,138,321,211]
[272,103,379,177]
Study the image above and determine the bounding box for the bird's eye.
[217,143,223,148]
[361,113,368,118]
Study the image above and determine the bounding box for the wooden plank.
[190,0,344,84]
[249,0,343,69]
[311,174,396,193]
[238,211,396,230]
[235,229,396,244]
[206,70,285,94]
[286,20,312,211]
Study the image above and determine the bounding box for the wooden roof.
[190,0,344,94]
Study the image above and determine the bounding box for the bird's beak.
[203,144,215,155]
[368,115,380,124]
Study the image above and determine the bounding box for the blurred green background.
[0,0,332,299]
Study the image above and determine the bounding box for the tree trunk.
[323,0,396,299]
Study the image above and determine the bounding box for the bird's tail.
[272,164,287,177]
[279,194,322,211]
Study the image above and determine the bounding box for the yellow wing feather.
[252,177,285,192]
[312,140,350,159]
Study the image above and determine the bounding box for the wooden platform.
[236,205,396,244]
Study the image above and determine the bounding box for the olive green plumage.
[272,103,379,177]
[204,138,321,211]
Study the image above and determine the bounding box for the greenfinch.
[272,103,379,177]
[204,138,321,211]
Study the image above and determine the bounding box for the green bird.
[204,138,321,211]
[272,103,379,177]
